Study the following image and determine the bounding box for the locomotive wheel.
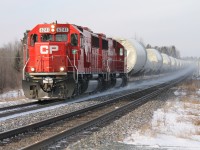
[122,76,128,86]
[97,77,104,91]
[73,83,82,96]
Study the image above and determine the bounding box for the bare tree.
[0,40,23,92]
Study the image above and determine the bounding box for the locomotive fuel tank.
[114,38,147,75]
[144,49,163,73]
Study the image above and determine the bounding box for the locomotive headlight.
[31,67,35,72]
[60,67,65,72]
[51,24,56,33]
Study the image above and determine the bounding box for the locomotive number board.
[39,27,69,33]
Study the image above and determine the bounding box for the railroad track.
[0,86,142,119]
[0,84,158,140]
[0,72,190,149]
[0,88,146,119]
[0,99,69,118]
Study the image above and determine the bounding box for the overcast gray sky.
[0,0,199,57]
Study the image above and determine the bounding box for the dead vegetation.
[178,79,200,136]
[193,119,200,126]
[178,79,200,95]
[0,41,23,94]
[138,78,200,140]
[140,124,157,137]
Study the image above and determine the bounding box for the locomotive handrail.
[22,58,30,80]
[67,55,78,83]
[23,41,29,80]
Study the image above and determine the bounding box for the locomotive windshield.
[55,34,67,42]
[41,34,53,42]
[41,33,67,42]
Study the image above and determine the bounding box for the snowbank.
[124,96,200,149]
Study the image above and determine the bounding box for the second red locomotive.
[22,22,127,99]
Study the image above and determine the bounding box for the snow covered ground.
[0,89,23,100]
[0,89,30,107]
[124,87,200,149]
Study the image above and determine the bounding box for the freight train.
[22,22,189,100]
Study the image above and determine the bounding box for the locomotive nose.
[33,42,67,73]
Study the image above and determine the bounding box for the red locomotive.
[22,22,127,99]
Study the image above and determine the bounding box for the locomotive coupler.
[42,77,53,92]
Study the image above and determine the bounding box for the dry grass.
[183,103,192,110]
[179,79,200,95]
[195,129,200,135]
[187,83,198,92]
[140,124,151,134]
[176,116,192,123]
[180,96,189,102]
[180,79,200,87]
[140,124,157,137]
[188,99,200,105]
[180,95,200,106]
[187,111,200,117]
[193,119,200,126]
[177,132,193,139]
[163,101,173,111]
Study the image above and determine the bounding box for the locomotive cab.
[22,23,78,99]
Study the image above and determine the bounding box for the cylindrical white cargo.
[174,58,178,70]
[178,59,182,68]
[114,38,147,75]
[169,56,176,71]
[176,59,181,69]
[145,49,163,73]
[161,53,171,72]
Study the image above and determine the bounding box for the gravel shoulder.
[64,89,175,150]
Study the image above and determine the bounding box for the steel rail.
[0,99,69,118]
[0,98,63,112]
[0,101,38,112]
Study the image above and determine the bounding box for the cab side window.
[80,34,84,48]
[30,34,38,46]
[119,48,124,56]
[71,33,78,46]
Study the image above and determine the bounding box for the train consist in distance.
[22,22,190,100]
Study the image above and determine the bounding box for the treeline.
[0,41,23,93]
[146,44,180,58]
